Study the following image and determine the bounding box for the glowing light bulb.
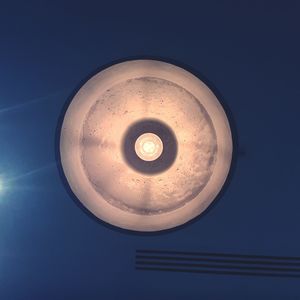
[135,133,163,161]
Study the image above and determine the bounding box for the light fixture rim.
[60,59,233,232]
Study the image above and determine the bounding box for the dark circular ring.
[122,119,178,174]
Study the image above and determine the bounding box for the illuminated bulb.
[134,133,163,161]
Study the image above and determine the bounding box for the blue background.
[1,1,300,299]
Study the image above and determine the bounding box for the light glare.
[135,133,163,161]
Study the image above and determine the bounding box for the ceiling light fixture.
[60,60,233,231]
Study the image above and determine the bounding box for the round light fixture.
[60,60,232,231]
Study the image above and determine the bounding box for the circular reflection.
[122,119,177,174]
[135,133,163,161]
[60,60,232,231]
